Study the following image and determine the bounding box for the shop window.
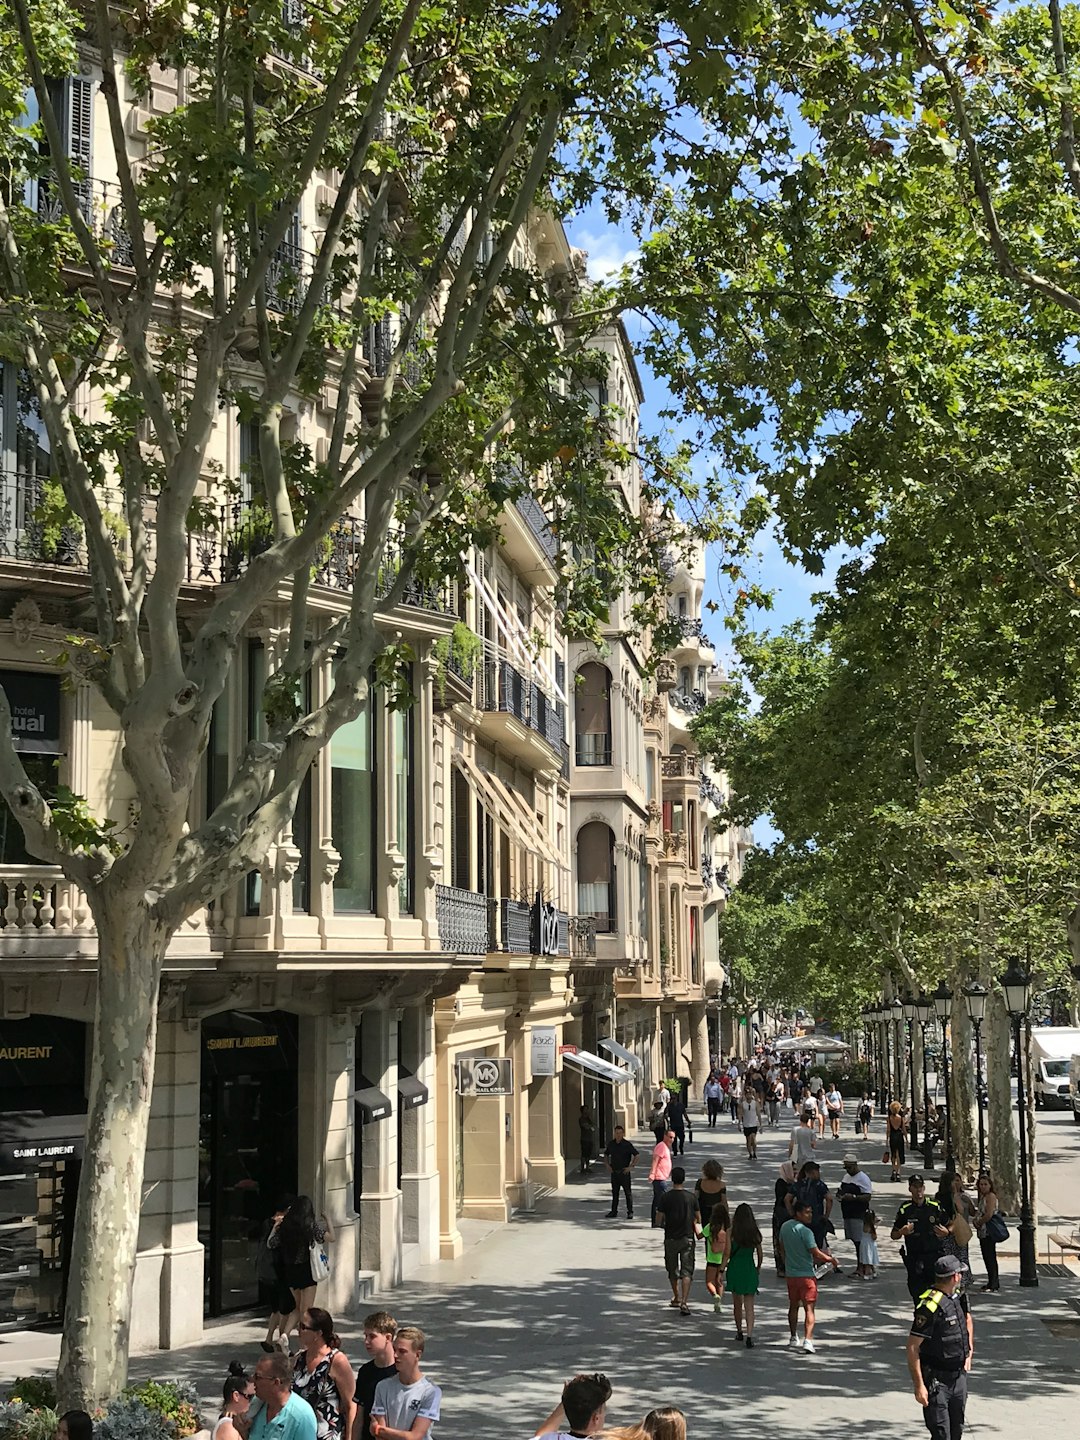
[577,821,615,933]
[574,663,612,766]
[331,689,376,913]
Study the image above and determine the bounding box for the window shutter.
[66,77,94,215]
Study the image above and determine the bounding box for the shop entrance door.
[199,1011,298,1316]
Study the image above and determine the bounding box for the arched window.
[575,663,612,766]
[577,821,616,933]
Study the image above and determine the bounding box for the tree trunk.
[913,1022,924,1114]
[57,899,170,1409]
[948,1002,977,1181]
[986,990,1018,1211]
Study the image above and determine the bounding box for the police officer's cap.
[934,1255,968,1277]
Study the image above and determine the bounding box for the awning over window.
[398,1075,429,1109]
[560,1048,633,1086]
[598,1036,643,1075]
[0,1112,85,1169]
[355,1086,393,1123]
[452,750,565,869]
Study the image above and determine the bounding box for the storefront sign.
[531,1027,557,1076]
[0,1017,86,1088]
[0,669,62,754]
[455,1057,513,1096]
[0,1112,85,1169]
[201,1011,297,1075]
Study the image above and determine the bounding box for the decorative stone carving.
[10,598,41,647]
[654,659,677,691]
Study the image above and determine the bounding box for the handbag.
[882,1149,891,1165]
[985,1211,1009,1245]
[952,1209,973,1248]
[309,1235,331,1283]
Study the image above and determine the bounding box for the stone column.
[296,1012,359,1314]
[525,1045,565,1192]
[434,1004,464,1259]
[357,1009,402,1289]
[399,1002,440,1265]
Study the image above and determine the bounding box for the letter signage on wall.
[530,1026,557,1077]
[0,670,62,754]
[455,1057,513,1096]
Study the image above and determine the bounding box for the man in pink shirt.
[649,1130,675,1228]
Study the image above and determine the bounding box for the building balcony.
[435,883,492,954]
[660,753,699,780]
[489,898,592,958]
[700,774,724,810]
[575,732,612,767]
[477,656,565,766]
[514,493,558,563]
[669,689,706,717]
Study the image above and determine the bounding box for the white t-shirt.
[826,1088,843,1112]
[371,1376,442,1438]
[844,1169,872,1193]
[740,1096,760,1128]
[808,1075,823,1094]
[790,1125,816,1164]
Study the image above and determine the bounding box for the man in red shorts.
[779,1198,840,1353]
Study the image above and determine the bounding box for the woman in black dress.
[269,1194,333,1352]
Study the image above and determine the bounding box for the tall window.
[577,822,615,933]
[574,663,612,766]
[245,642,268,915]
[331,691,376,913]
[392,687,414,915]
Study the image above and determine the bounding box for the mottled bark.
[986,991,1018,1211]
[57,899,169,1408]
[948,1003,977,1181]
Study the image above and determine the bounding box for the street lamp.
[891,997,904,1117]
[877,999,890,1112]
[903,992,920,1149]
[916,992,935,1170]
[963,980,988,1173]
[1000,960,1038,1288]
[933,981,954,1170]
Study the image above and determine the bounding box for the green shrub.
[809,1059,871,1096]
[6,1382,56,1413]
[0,1401,60,1440]
[121,1382,200,1439]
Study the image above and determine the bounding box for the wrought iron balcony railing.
[514,492,558,562]
[435,884,492,954]
[479,656,565,754]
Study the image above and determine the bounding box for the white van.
[1070,1054,1080,1123]
[1032,1027,1080,1107]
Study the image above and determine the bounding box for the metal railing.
[435,884,492,954]
[479,656,565,753]
[700,775,724,808]
[514,492,558,562]
[568,916,597,958]
[670,689,706,716]
[576,732,612,766]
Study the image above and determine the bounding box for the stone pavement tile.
[4,1115,1080,1436]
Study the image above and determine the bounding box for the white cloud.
[569,226,640,282]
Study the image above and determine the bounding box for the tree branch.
[1048,0,1080,201]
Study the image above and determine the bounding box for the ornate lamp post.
[933,981,954,1170]
[891,996,904,1116]
[1000,961,1038,1288]
[963,980,988,1174]
[877,999,890,1112]
[916,992,935,1169]
[903,992,920,1149]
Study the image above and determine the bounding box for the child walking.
[858,1209,879,1280]
[727,1203,764,1347]
[703,1202,731,1313]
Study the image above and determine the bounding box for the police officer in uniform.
[906,1255,974,1440]
[891,1173,947,1302]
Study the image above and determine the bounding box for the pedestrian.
[729,1070,741,1124]
[648,1129,675,1228]
[533,1373,611,1440]
[935,1171,974,1273]
[793,1160,834,1257]
[269,1196,334,1353]
[260,1199,298,1353]
[857,1091,872,1140]
[837,1153,872,1274]
[815,1087,828,1138]
[772,1164,796,1276]
[886,1101,907,1181]
[779,1198,840,1353]
[727,1203,763,1348]
[740,1088,762,1158]
[656,1164,701,1315]
[579,1104,596,1173]
[859,1210,880,1279]
[214,1366,254,1440]
[973,1173,1005,1293]
[702,1200,730,1312]
[788,1108,817,1168]
[693,1158,727,1233]
[600,1406,685,1440]
[825,1083,844,1139]
[774,1075,786,1118]
[649,1099,668,1140]
[292,1307,356,1440]
[249,1353,318,1440]
[667,1089,687,1156]
[603,1125,638,1219]
[352,1311,398,1440]
[892,1174,947,1304]
[56,1415,93,1440]
[905,1256,974,1440]
[704,1074,722,1127]
[369,1327,441,1440]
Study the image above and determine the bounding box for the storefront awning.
[598,1036,643,1075]
[355,1086,392,1123]
[452,751,566,869]
[0,1112,85,1169]
[560,1048,633,1086]
[398,1076,429,1109]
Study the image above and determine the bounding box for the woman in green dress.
[727,1203,764,1347]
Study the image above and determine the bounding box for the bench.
[1048,1231,1080,1265]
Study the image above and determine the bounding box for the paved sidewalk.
[4,1114,1080,1435]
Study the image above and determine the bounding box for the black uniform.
[604,1137,638,1217]
[893,1197,945,1301]
[910,1284,971,1440]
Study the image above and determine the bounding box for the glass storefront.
[199,1011,298,1316]
[0,1016,87,1329]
